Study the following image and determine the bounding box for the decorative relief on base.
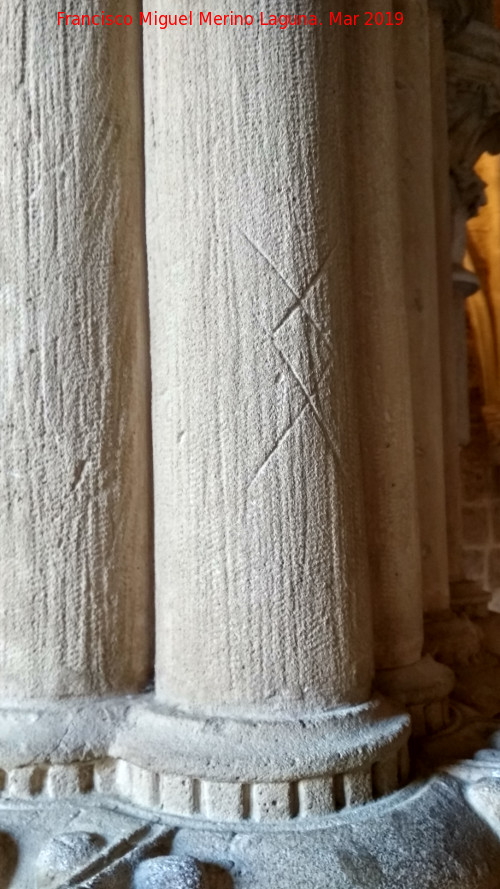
[0,750,406,823]
[107,750,406,822]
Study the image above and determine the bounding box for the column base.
[0,695,410,823]
[109,695,410,821]
[375,655,455,736]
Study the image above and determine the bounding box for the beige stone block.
[93,759,117,796]
[117,761,158,809]
[343,768,373,807]
[146,0,374,716]
[0,0,152,700]
[8,766,45,799]
[298,777,336,817]
[159,775,197,817]
[372,758,399,798]
[200,781,246,821]
[251,783,295,821]
[46,763,93,799]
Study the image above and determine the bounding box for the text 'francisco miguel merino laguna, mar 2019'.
[56,10,405,28]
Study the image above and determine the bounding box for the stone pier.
[0,2,500,887]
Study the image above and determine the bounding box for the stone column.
[396,0,451,616]
[125,0,410,822]
[348,2,453,736]
[0,0,153,701]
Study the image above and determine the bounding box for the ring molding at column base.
[0,695,410,822]
[108,694,410,821]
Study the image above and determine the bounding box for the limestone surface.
[145,0,375,715]
[0,0,153,700]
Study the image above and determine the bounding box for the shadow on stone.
[203,863,234,889]
[0,833,18,888]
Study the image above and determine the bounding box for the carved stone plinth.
[0,697,410,824]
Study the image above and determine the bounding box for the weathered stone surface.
[36,832,106,888]
[140,0,409,812]
[145,0,375,714]
[169,778,500,889]
[465,778,500,834]
[424,612,482,666]
[225,781,500,888]
[110,696,409,820]
[0,0,153,699]
[0,797,167,888]
[450,579,490,617]
[133,857,205,889]
[376,655,454,708]
[0,777,498,888]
